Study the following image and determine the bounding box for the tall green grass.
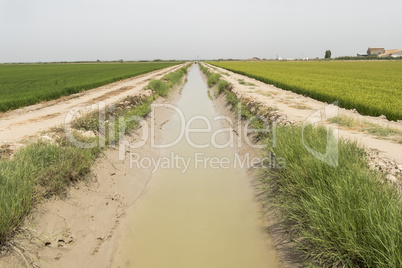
[261,125,402,267]
[146,80,170,97]
[199,63,221,87]
[0,62,180,112]
[0,139,100,243]
[163,65,189,85]
[207,73,221,87]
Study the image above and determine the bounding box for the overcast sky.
[1,0,401,62]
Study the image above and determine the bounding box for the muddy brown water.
[112,66,281,267]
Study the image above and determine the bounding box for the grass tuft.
[216,80,231,94]
[146,79,170,97]
[0,138,99,242]
[261,124,402,267]
[207,73,221,87]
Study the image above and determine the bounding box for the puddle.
[112,66,281,268]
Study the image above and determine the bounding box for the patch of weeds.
[238,79,256,86]
[71,111,100,132]
[145,79,170,97]
[207,73,221,87]
[0,145,12,160]
[216,80,231,94]
[328,115,359,128]
[0,138,99,243]
[289,103,311,110]
[162,65,188,86]
[328,115,402,143]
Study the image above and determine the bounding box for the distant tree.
[325,50,332,59]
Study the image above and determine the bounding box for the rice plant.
[211,61,402,121]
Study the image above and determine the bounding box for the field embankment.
[0,62,180,112]
[210,61,402,121]
[0,64,191,249]
[200,63,402,267]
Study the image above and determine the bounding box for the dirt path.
[0,64,184,146]
[206,63,402,177]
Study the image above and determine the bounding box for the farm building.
[367,47,385,55]
[366,47,402,57]
[378,49,402,57]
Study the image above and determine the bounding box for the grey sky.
[1,0,401,62]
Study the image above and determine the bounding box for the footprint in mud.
[47,231,76,248]
[57,236,75,248]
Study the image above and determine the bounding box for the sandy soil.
[0,64,184,146]
[205,63,402,179]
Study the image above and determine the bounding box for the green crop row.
[0,62,180,112]
[210,61,402,121]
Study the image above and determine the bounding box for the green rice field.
[210,61,402,121]
[0,62,180,112]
